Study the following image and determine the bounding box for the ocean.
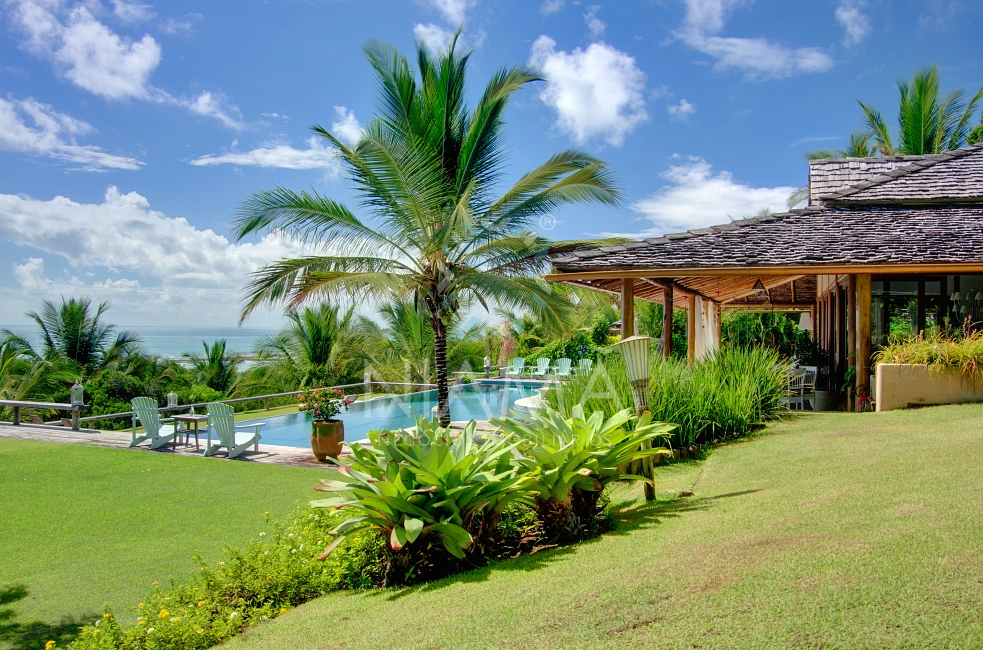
[1,325,279,360]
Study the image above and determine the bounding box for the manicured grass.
[224,405,983,649]
[0,439,331,650]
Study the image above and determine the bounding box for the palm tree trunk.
[432,321,451,426]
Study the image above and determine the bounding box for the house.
[546,143,983,407]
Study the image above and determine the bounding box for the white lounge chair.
[531,358,551,378]
[556,358,572,377]
[129,396,177,449]
[506,357,526,378]
[578,358,593,375]
[785,368,807,410]
[204,402,263,459]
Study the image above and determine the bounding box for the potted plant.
[300,388,350,461]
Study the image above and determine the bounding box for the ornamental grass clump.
[312,418,537,586]
[545,346,787,447]
[875,331,983,382]
[492,405,674,541]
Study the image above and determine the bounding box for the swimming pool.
[243,381,542,448]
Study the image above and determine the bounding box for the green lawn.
[0,439,330,650]
[223,405,983,649]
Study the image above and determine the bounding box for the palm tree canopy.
[184,340,242,395]
[232,35,622,330]
[7,296,139,371]
[859,65,983,156]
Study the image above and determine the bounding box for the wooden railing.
[0,400,88,430]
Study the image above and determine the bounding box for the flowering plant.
[299,388,349,422]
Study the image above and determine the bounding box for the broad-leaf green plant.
[311,419,535,585]
[492,405,674,541]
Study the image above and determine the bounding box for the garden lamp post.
[70,379,85,432]
[613,335,656,501]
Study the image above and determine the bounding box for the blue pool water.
[244,382,542,448]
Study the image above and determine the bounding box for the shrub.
[312,419,536,585]
[299,387,348,421]
[64,504,387,650]
[84,371,165,430]
[177,385,225,407]
[492,406,673,541]
[545,346,788,447]
[534,331,599,365]
[875,331,983,381]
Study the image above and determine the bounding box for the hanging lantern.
[798,312,813,331]
[975,292,983,301]
[167,391,179,408]
[70,380,84,406]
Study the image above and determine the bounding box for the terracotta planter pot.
[311,420,344,461]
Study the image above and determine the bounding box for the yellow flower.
[198,600,206,606]
[152,581,159,586]
[139,621,146,626]
[45,642,56,650]
[264,511,270,516]
[196,629,204,634]
[102,613,110,618]
[138,603,144,608]
[159,610,169,618]
[279,608,287,615]
[170,617,180,622]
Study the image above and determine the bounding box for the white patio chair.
[505,358,526,378]
[203,402,263,459]
[555,358,572,378]
[785,368,807,410]
[800,365,818,410]
[129,396,177,449]
[578,358,593,375]
[531,358,551,378]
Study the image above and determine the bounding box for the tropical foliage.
[230,35,621,425]
[184,340,243,395]
[491,406,673,540]
[874,331,983,381]
[546,347,788,448]
[312,419,535,584]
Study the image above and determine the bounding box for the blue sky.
[0,0,981,327]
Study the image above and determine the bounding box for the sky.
[0,0,981,328]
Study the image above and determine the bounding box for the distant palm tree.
[2,296,139,373]
[805,131,878,161]
[184,340,242,395]
[0,339,74,419]
[232,35,621,424]
[360,301,485,385]
[859,65,982,155]
[244,304,364,393]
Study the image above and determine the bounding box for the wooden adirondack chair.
[531,358,551,378]
[129,396,177,449]
[204,402,263,459]
[578,358,593,375]
[555,358,572,377]
[505,357,526,378]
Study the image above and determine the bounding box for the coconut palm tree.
[243,303,365,393]
[859,65,982,155]
[2,296,139,373]
[360,301,485,385]
[232,35,622,424]
[184,340,242,395]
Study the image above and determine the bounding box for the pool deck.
[0,420,499,469]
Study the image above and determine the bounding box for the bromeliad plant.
[492,405,674,541]
[311,418,535,585]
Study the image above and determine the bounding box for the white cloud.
[189,137,341,172]
[160,13,202,36]
[426,0,474,24]
[413,23,456,51]
[529,36,647,146]
[111,0,155,24]
[0,187,307,325]
[331,106,362,144]
[627,157,795,236]
[584,5,604,38]
[176,91,244,130]
[676,0,834,80]
[666,98,695,121]
[7,1,241,126]
[0,95,142,170]
[835,0,870,47]
[541,0,564,15]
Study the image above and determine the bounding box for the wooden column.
[809,305,816,340]
[847,274,857,411]
[715,302,722,347]
[687,295,697,364]
[856,273,872,403]
[833,286,841,371]
[620,278,634,339]
[662,281,673,359]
